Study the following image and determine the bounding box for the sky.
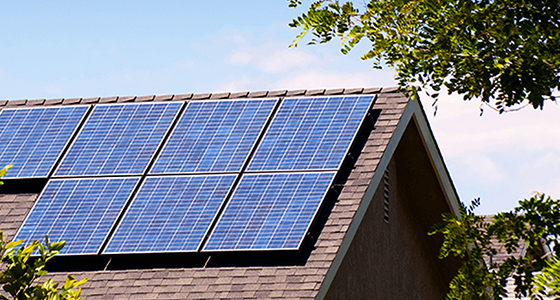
[0,1,559,214]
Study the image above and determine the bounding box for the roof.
[480,215,553,300]
[0,86,461,299]
[481,215,551,265]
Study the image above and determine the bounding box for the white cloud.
[41,83,66,96]
[419,91,560,213]
[422,93,560,157]
[537,177,560,200]
[215,75,252,93]
[257,49,319,74]
[210,28,249,44]
[459,154,506,185]
[273,69,397,91]
[228,52,252,64]
[171,58,195,70]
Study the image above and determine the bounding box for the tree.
[287,0,560,112]
[288,1,560,298]
[429,195,560,299]
[0,165,88,300]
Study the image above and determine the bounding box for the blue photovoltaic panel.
[0,106,88,178]
[150,99,277,174]
[54,102,182,177]
[203,172,336,251]
[14,177,139,255]
[247,96,374,172]
[104,175,236,254]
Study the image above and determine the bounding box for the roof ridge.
[0,87,413,108]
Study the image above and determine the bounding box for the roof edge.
[315,95,461,299]
[0,87,388,107]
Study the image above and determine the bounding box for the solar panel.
[14,177,139,255]
[54,102,182,177]
[0,106,88,179]
[150,99,277,174]
[247,95,373,172]
[104,175,236,254]
[203,172,336,251]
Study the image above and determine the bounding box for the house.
[481,215,553,300]
[0,87,462,299]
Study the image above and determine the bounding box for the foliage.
[534,256,560,298]
[287,0,560,112]
[429,194,560,299]
[0,165,88,299]
[1,233,87,300]
[0,165,12,186]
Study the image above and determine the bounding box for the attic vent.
[383,169,389,223]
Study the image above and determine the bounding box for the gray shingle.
[27,99,45,106]
[6,99,27,107]
[117,96,136,103]
[99,96,118,103]
[82,97,100,104]
[247,91,268,98]
[172,94,193,101]
[325,88,344,95]
[192,93,211,100]
[343,87,364,94]
[286,89,306,97]
[305,89,325,96]
[136,95,155,102]
[229,91,249,98]
[210,92,230,99]
[154,95,173,102]
[62,98,82,105]
[268,90,287,97]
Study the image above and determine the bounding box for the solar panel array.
[0,106,88,178]
[14,177,139,255]
[150,99,276,174]
[54,102,182,177]
[204,172,336,251]
[11,94,374,255]
[247,95,374,172]
[105,175,236,254]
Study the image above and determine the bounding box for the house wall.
[324,120,461,300]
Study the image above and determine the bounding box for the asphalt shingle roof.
[0,87,409,299]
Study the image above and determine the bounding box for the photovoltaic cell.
[150,99,277,174]
[14,177,139,255]
[54,102,182,177]
[104,175,236,254]
[203,172,335,251]
[0,106,88,178]
[247,96,373,172]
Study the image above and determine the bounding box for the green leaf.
[288,0,560,111]
[5,239,22,250]
[49,241,65,252]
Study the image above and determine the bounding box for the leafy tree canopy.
[288,0,560,112]
[430,194,560,299]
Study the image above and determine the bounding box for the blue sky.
[1,1,559,214]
